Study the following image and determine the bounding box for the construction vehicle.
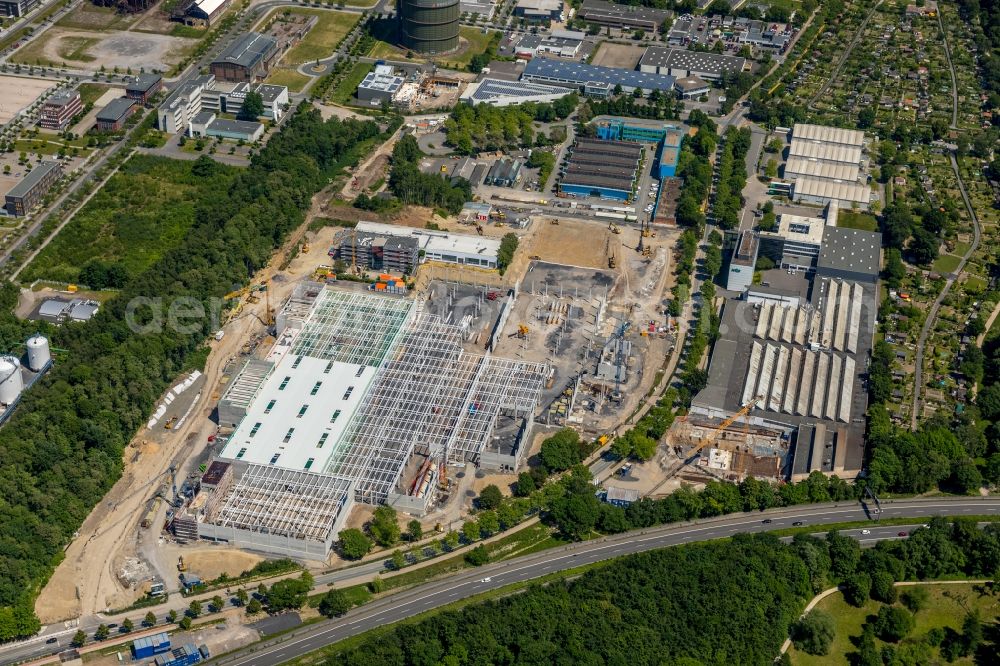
[302,242,310,253]
[475,224,484,236]
[549,219,559,225]
[642,245,652,257]
[163,416,177,430]
[608,223,621,234]
[177,556,186,572]
[489,209,507,221]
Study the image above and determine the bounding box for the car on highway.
[861,529,871,535]
[897,531,908,537]
[792,521,804,526]
[761,519,772,524]
[480,577,492,583]
[45,638,57,644]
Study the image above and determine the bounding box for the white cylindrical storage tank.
[26,334,51,372]
[0,356,23,405]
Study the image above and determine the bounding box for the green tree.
[72,629,86,647]
[179,616,192,630]
[515,471,537,496]
[370,506,400,547]
[238,91,264,120]
[870,570,897,604]
[369,575,385,593]
[478,484,503,510]
[444,531,460,549]
[235,588,249,606]
[122,618,134,633]
[463,520,481,542]
[478,510,500,536]
[188,600,202,617]
[246,598,262,614]
[497,233,518,273]
[94,624,109,641]
[265,575,311,611]
[339,528,373,559]
[791,609,835,656]
[318,589,352,617]
[872,605,913,642]
[765,158,778,179]
[167,609,178,623]
[391,550,406,570]
[143,611,157,627]
[407,519,422,542]
[465,544,489,566]
[211,595,225,612]
[540,429,582,471]
[883,248,906,288]
[842,572,872,607]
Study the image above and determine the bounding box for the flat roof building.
[486,158,522,187]
[183,0,230,26]
[638,46,747,81]
[158,75,214,134]
[39,89,82,130]
[5,161,61,217]
[95,97,136,132]
[674,75,710,98]
[461,78,570,106]
[357,69,404,105]
[787,141,863,165]
[816,227,881,283]
[561,138,640,200]
[210,32,278,82]
[522,57,676,95]
[726,230,758,291]
[578,0,672,32]
[124,73,164,104]
[514,0,563,22]
[0,0,40,17]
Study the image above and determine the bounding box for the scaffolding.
[290,290,413,367]
[206,464,353,542]
[327,313,546,504]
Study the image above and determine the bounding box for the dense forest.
[328,534,814,666]
[0,107,387,640]
[387,135,471,214]
[325,519,1000,665]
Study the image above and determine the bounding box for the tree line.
[387,135,470,215]
[0,106,388,641]
[442,95,577,155]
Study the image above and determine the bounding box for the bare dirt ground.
[589,42,646,69]
[522,216,619,270]
[14,28,195,71]
[339,127,401,198]
[179,548,264,581]
[35,184,346,623]
[316,103,369,122]
[0,75,53,124]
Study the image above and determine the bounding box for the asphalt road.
[208,497,1000,666]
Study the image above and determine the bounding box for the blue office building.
[132,633,171,659]
[595,118,685,178]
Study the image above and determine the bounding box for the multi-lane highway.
[208,497,1000,666]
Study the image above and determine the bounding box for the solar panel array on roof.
[469,78,568,102]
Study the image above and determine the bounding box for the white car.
[480,577,492,583]
[861,529,871,535]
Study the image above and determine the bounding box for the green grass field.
[790,583,998,666]
[932,253,962,274]
[952,241,972,256]
[56,4,135,31]
[265,67,312,93]
[76,82,110,106]
[366,26,497,70]
[837,211,879,231]
[281,9,360,65]
[20,155,238,285]
[330,61,373,104]
[56,36,98,63]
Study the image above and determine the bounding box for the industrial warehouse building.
[595,118,685,178]
[39,89,82,130]
[692,261,879,480]
[522,57,676,95]
[182,286,546,558]
[4,161,61,217]
[210,32,278,82]
[332,221,503,270]
[638,47,747,81]
[577,0,672,32]
[514,0,564,22]
[786,123,870,208]
[560,137,642,200]
[460,78,570,106]
[188,114,265,142]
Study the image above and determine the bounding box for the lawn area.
[20,155,238,285]
[56,4,135,31]
[56,36,98,63]
[330,61,373,105]
[932,253,962,274]
[265,67,312,93]
[281,9,360,65]
[837,211,879,231]
[952,241,972,256]
[76,82,110,106]
[13,136,92,158]
[964,275,988,292]
[790,583,999,666]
